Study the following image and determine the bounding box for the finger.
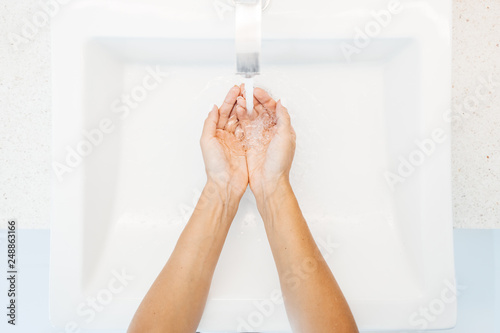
[235,97,249,118]
[225,103,238,132]
[236,96,246,108]
[227,99,237,118]
[240,83,246,97]
[202,105,219,140]
[254,87,277,112]
[237,94,261,120]
[253,95,265,117]
[225,114,239,133]
[235,103,252,138]
[217,85,240,129]
[236,103,250,122]
[276,100,292,129]
[237,96,260,122]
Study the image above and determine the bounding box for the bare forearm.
[128,182,241,333]
[256,179,358,333]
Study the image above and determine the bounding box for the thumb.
[202,105,219,140]
[276,100,291,129]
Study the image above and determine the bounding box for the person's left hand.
[235,86,296,198]
[200,86,248,199]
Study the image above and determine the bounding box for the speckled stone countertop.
[0,1,51,229]
[0,0,499,228]
[452,0,500,228]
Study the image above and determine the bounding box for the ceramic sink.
[50,0,455,331]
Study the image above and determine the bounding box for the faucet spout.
[235,0,262,77]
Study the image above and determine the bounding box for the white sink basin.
[50,0,456,331]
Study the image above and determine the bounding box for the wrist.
[204,178,244,206]
[251,174,291,199]
[191,180,243,226]
[252,176,293,215]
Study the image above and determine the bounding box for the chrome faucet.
[235,0,262,78]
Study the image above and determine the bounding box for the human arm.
[128,86,247,333]
[256,178,358,333]
[236,88,358,333]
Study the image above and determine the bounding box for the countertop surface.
[0,0,499,228]
[452,0,500,228]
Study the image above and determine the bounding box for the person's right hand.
[236,87,296,197]
[200,86,248,199]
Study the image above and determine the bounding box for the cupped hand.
[201,86,248,198]
[235,87,296,196]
